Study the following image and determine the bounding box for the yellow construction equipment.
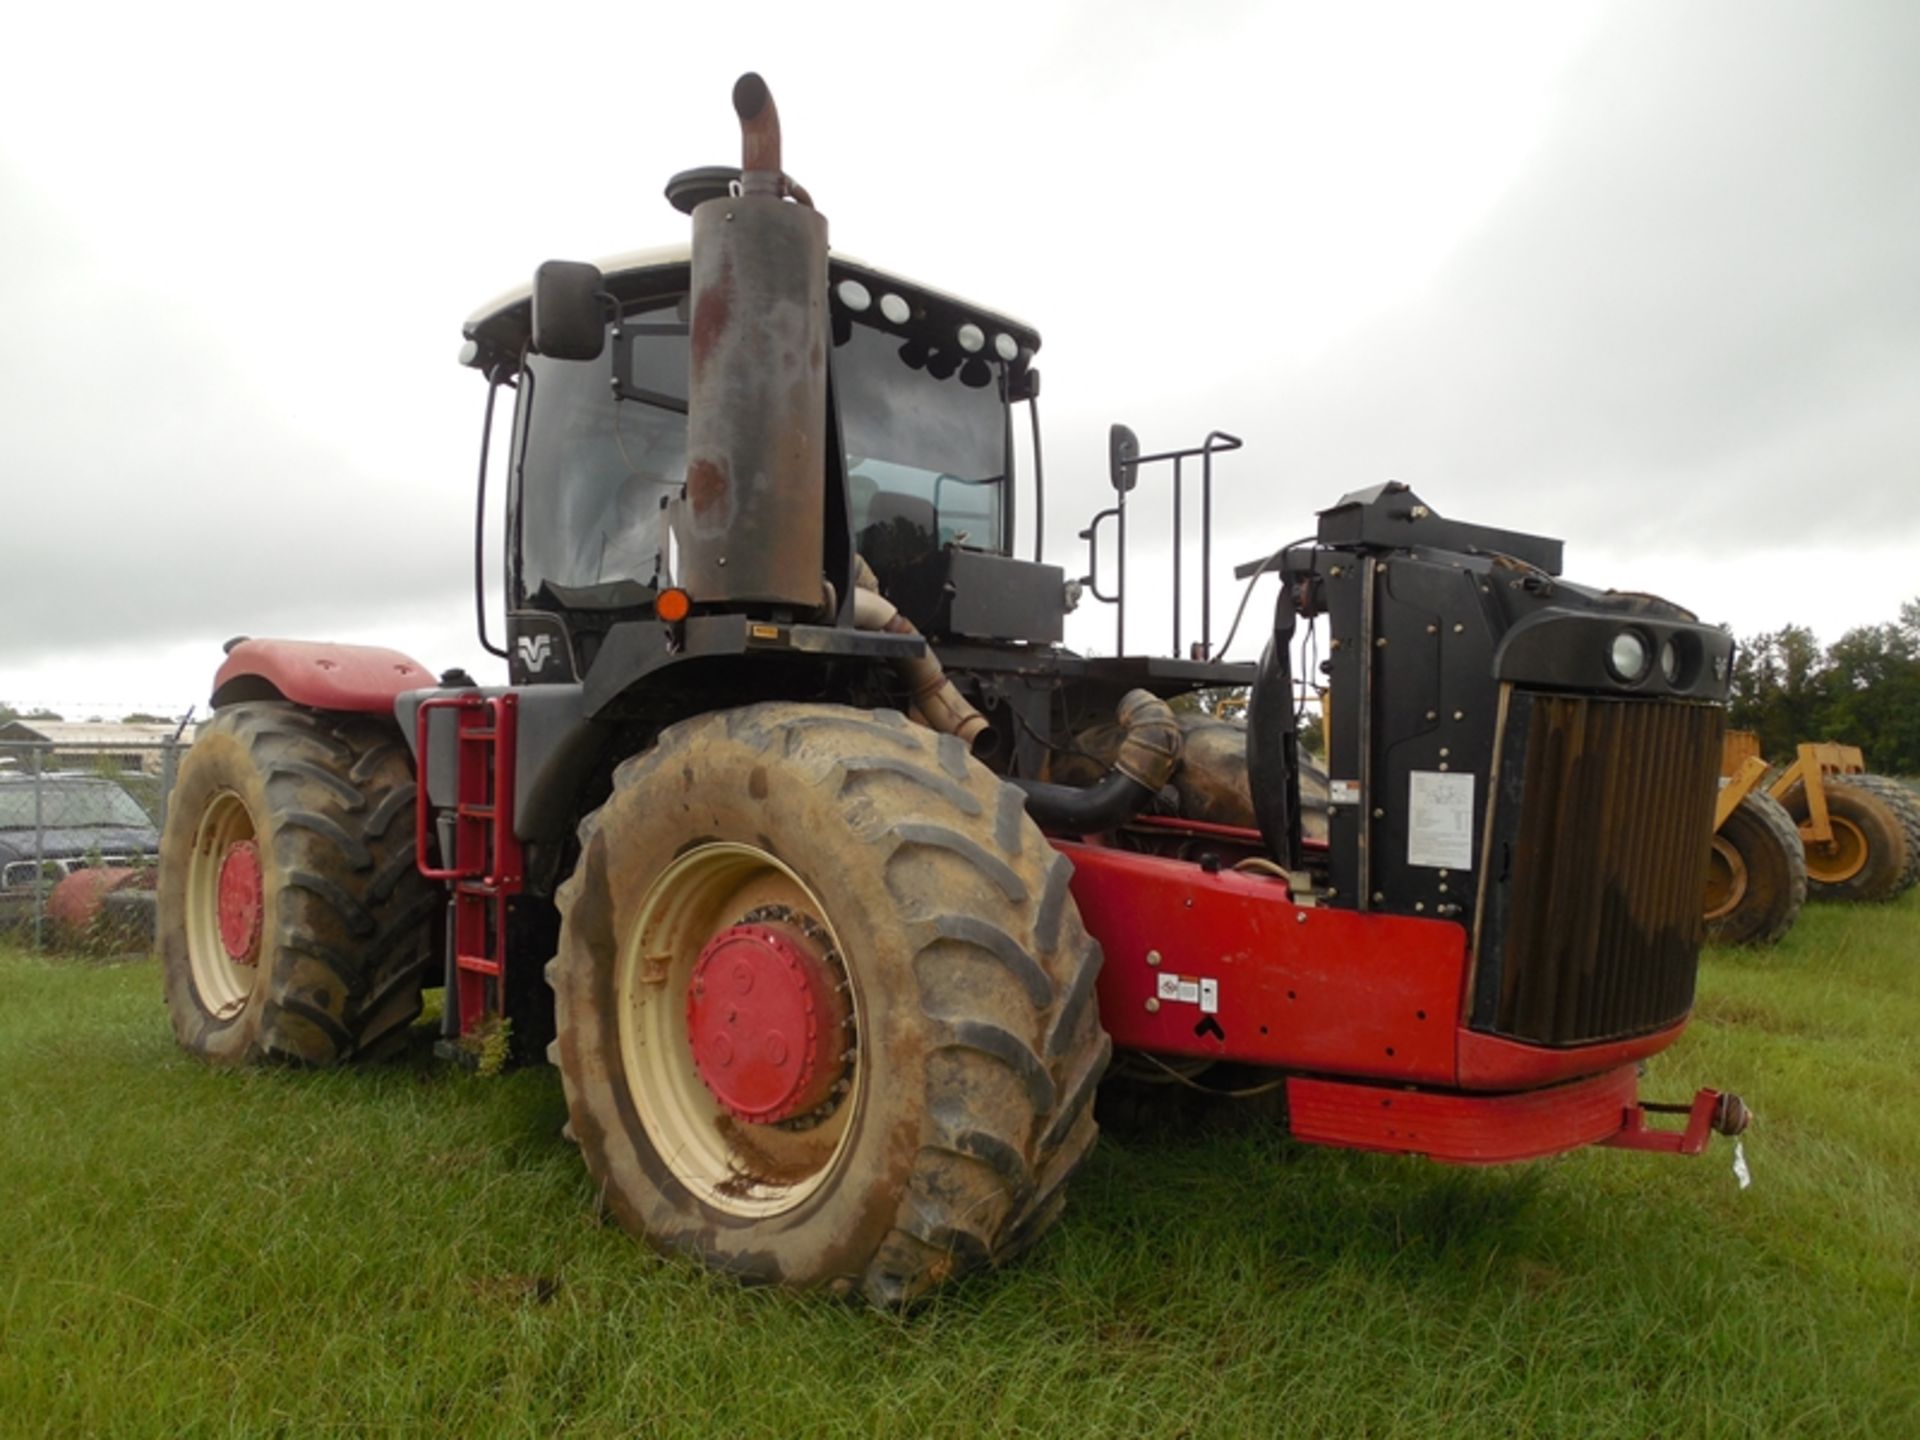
[1705,731,1919,945]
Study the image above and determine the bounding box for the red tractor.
[159,75,1747,1306]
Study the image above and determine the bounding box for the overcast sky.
[3,0,1914,716]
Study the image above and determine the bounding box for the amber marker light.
[655,587,692,623]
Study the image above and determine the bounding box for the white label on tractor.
[1156,972,1219,1011]
[1407,771,1475,870]
[1330,779,1361,806]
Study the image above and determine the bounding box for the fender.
[210,638,433,715]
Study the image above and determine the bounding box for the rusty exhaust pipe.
[676,73,828,610]
[733,72,782,190]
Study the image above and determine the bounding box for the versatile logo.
[516,634,554,671]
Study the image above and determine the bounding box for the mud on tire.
[158,702,436,1065]
[547,703,1108,1306]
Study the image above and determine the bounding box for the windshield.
[835,319,1008,579]
[509,293,1011,609]
[0,781,153,830]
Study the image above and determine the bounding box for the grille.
[1471,691,1724,1046]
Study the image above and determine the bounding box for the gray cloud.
[1254,0,1920,559]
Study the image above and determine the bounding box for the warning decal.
[1155,972,1221,1014]
[1407,770,1475,870]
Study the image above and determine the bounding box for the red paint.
[415,694,523,1035]
[1455,1021,1688,1092]
[1126,814,1327,853]
[216,840,263,964]
[1062,841,1466,1085]
[1126,816,1265,844]
[1285,1065,1642,1164]
[1061,840,1726,1165]
[46,866,154,937]
[1601,1088,1730,1156]
[686,922,848,1124]
[212,639,429,715]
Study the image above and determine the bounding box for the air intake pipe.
[1013,690,1183,832]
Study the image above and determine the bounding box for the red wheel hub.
[686,921,849,1124]
[216,840,264,964]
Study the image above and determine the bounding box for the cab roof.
[462,242,1041,372]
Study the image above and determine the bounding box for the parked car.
[0,775,161,916]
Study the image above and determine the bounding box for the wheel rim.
[185,791,261,1017]
[1805,816,1868,884]
[1704,836,1748,920]
[617,842,861,1219]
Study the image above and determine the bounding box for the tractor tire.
[1778,775,1915,904]
[547,703,1108,1306]
[158,702,436,1065]
[1703,791,1806,946]
[1840,775,1920,896]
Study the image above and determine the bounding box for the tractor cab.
[461,245,1051,686]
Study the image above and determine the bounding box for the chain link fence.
[0,738,187,951]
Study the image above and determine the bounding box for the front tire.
[1704,790,1806,946]
[158,702,435,1065]
[547,703,1108,1305]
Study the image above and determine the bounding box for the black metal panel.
[1314,483,1564,575]
[888,549,1066,643]
[1471,692,1723,1046]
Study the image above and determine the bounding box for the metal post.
[1171,455,1183,659]
[159,737,177,835]
[1116,489,1128,656]
[30,744,45,951]
[1201,437,1217,659]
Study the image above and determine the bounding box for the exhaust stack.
[676,73,828,609]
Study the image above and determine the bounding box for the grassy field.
[3,897,1916,1438]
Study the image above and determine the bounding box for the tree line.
[1729,599,1920,774]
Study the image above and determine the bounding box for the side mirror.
[1108,423,1140,493]
[532,260,607,361]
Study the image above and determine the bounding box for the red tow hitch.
[1603,1087,1751,1156]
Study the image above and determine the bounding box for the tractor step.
[415,693,523,1036]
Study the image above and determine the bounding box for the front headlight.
[1607,629,1650,683]
[1659,638,1681,683]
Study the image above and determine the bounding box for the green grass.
[3,899,1917,1438]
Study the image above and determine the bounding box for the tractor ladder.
[415,693,523,1040]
